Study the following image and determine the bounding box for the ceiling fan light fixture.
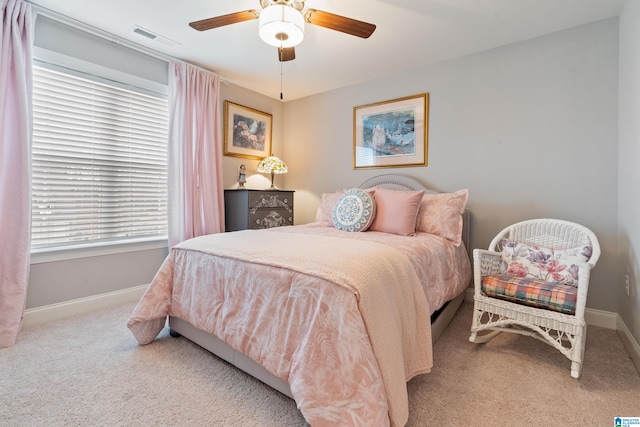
[259,5,305,48]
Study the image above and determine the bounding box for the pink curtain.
[168,62,224,247]
[0,0,33,348]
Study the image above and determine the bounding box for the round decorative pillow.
[332,188,376,232]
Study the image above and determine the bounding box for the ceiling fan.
[189,0,376,62]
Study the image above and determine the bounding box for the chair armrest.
[474,249,504,275]
[472,249,504,295]
[573,263,592,319]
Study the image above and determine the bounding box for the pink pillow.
[415,189,468,246]
[369,188,424,236]
[315,191,344,226]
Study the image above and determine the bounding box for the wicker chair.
[469,218,600,378]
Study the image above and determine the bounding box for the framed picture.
[353,93,429,169]
[224,101,272,160]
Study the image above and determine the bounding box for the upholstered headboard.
[359,174,470,255]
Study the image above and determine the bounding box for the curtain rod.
[25,1,227,82]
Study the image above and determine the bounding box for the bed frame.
[169,174,470,399]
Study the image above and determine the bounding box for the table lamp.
[256,155,288,189]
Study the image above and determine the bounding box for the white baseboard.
[617,315,640,375]
[464,287,640,373]
[23,284,148,327]
[584,307,618,329]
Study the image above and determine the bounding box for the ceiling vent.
[132,26,180,47]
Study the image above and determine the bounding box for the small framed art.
[353,93,429,169]
[224,101,272,160]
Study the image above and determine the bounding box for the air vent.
[133,26,157,40]
[132,26,180,47]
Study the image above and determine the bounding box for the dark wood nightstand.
[224,189,294,232]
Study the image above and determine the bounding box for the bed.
[128,174,471,427]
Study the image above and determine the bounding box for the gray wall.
[29,11,638,350]
[284,18,620,315]
[618,1,640,347]
[27,247,168,308]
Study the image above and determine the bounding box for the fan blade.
[189,10,258,31]
[278,47,296,62]
[304,9,376,39]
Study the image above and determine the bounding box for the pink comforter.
[128,223,471,426]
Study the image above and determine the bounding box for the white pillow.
[332,188,376,232]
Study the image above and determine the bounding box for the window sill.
[30,237,169,264]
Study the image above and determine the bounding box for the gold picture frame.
[353,93,429,169]
[224,101,273,160]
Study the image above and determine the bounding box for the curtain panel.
[168,62,224,247]
[0,0,33,347]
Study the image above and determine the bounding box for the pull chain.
[280,49,284,100]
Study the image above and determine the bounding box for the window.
[31,65,169,250]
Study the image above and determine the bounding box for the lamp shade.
[258,5,305,48]
[257,155,288,189]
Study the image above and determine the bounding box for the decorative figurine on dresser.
[224,189,294,232]
[237,164,247,188]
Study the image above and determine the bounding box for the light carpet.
[1,301,639,426]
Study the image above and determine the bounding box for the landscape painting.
[353,93,428,169]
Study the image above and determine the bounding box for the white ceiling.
[27,0,624,101]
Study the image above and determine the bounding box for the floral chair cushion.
[501,239,592,287]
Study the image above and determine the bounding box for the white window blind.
[32,65,169,249]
